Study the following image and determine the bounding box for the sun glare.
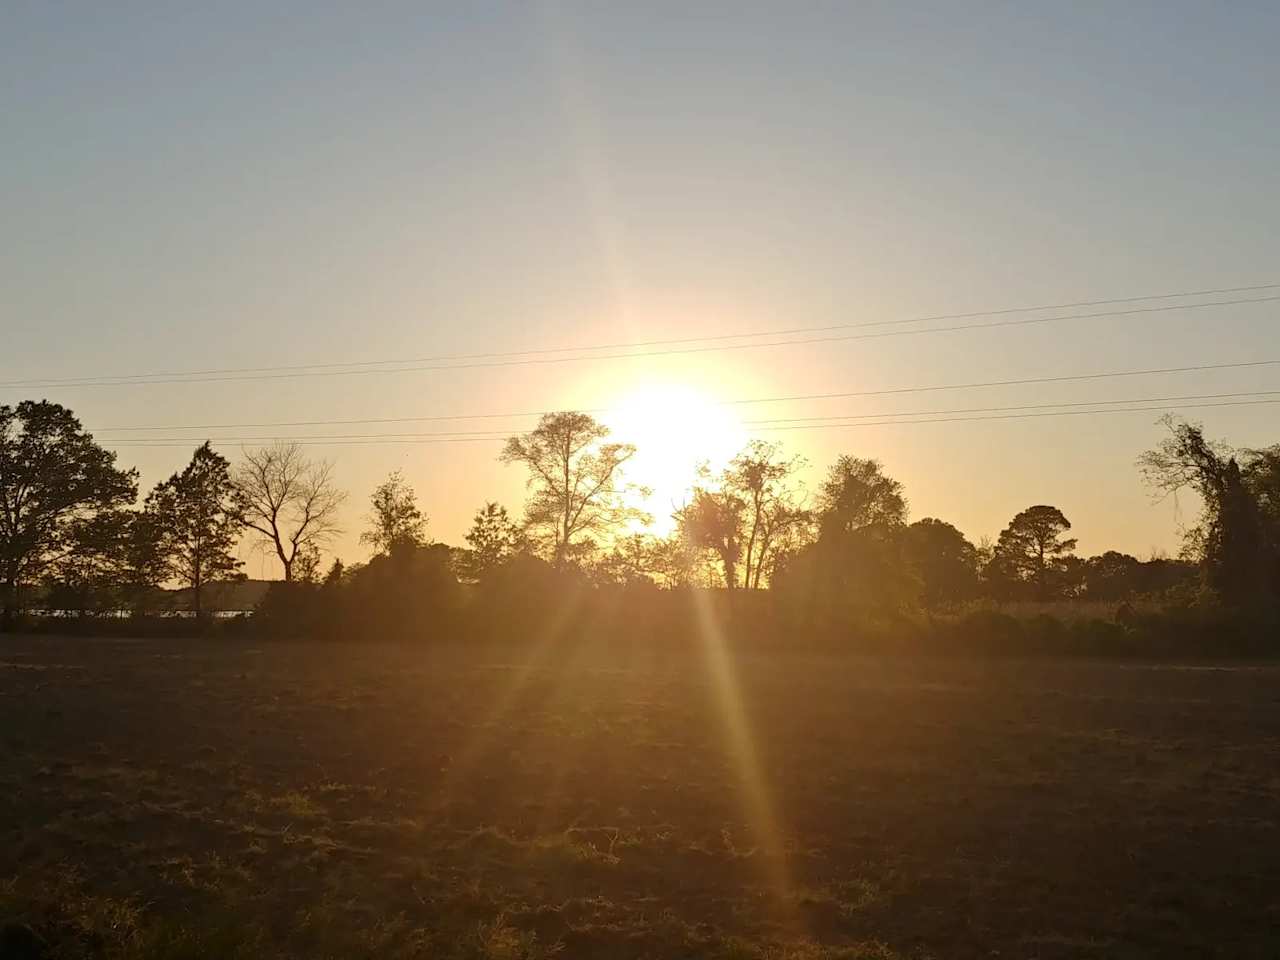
[605,382,747,531]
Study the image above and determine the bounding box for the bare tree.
[500,412,646,567]
[234,442,345,581]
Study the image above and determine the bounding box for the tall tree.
[990,505,1077,601]
[677,486,745,589]
[904,518,979,609]
[816,455,908,535]
[500,412,645,567]
[0,401,137,629]
[462,501,521,580]
[145,443,243,619]
[1139,416,1269,605]
[361,470,427,556]
[722,440,810,589]
[234,442,345,581]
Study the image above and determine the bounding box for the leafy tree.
[45,509,135,617]
[723,440,810,589]
[1139,417,1269,605]
[816,455,907,535]
[677,486,745,589]
[1241,445,1280,598]
[293,543,323,584]
[361,470,427,556]
[644,530,706,589]
[341,541,462,640]
[234,442,345,581]
[773,455,916,617]
[589,533,660,587]
[119,508,168,614]
[990,505,1078,601]
[0,401,137,628]
[904,518,979,609]
[1081,551,1143,602]
[144,442,243,619]
[461,502,521,581]
[500,412,646,568]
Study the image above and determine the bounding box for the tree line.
[4,399,1280,635]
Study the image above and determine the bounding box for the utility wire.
[13,280,1279,384]
[96,390,1280,447]
[89,357,1280,433]
[5,292,1277,389]
[759,397,1280,434]
[745,389,1280,425]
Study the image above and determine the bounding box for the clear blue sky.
[3,2,1278,573]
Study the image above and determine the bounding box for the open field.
[2,635,1279,959]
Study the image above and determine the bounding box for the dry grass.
[3,635,1280,958]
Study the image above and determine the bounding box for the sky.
[3,2,1278,576]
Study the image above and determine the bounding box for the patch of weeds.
[269,791,324,819]
[474,914,563,960]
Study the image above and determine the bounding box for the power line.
[89,357,1280,433]
[96,390,1280,447]
[745,389,1280,426]
[5,293,1277,390]
[14,281,1279,385]
[758,397,1280,433]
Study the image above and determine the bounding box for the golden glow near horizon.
[604,382,748,532]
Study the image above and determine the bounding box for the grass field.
[2,634,1279,959]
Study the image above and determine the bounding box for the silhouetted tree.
[990,505,1077,601]
[145,442,243,619]
[644,530,706,588]
[723,440,810,589]
[46,509,135,617]
[361,470,427,556]
[1241,445,1280,598]
[772,454,918,622]
[1081,551,1143,602]
[234,442,345,581]
[1140,417,1269,606]
[461,501,521,581]
[816,455,907,535]
[118,509,167,614]
[500,412,645,568]
[904,518,979,609]
[591,532,667,587]
[293,543,323,584]
[0,401,137,629]
[341,540,462,640]
[677,486,745,589]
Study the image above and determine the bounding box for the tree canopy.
[0,401,137,627]
[989,505,1078,600]
[144,443,243,618]
[361,470,427,556]
[500,412,645,567]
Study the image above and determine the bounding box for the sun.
[604,382,747,532]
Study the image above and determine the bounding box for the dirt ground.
[2,634,1279,958]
